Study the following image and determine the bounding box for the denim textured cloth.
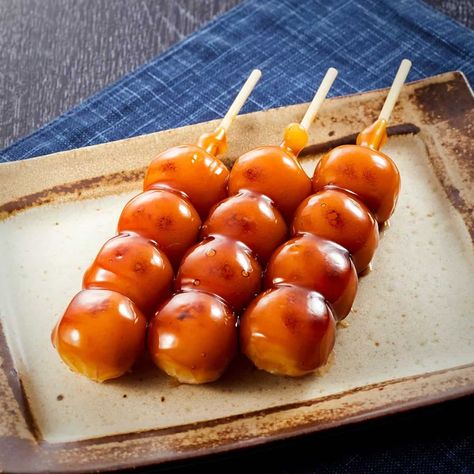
[1,0,473,162]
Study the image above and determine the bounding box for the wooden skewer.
[219,69,262,132]
[300,67,338,130]
[378,59,412,122]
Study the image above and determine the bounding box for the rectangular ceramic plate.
[0,72,473,473]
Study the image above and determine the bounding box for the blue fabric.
[1,0,473,163]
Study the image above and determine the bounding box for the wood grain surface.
[0,0,471,150]
[428,0,474,27]
[0,0,240,149]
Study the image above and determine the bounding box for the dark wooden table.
[0,0,241,149]
[0,1,472,472]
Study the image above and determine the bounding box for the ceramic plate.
[0,71,473,473]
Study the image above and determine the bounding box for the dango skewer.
[148,68,339,384]
[242,60,412,377]
[52,71,262,382]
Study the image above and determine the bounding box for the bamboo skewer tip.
[300,67,338,130]
[378,59,412,123]
[219,69,262,132]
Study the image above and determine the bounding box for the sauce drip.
[197,126,228,156]
[356,118,388,151]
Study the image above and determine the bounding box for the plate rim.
[1,70,473,473]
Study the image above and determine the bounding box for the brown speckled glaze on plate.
[0,72,473,473]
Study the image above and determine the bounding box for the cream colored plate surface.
[0,137,474,441]
[1,135,473,444]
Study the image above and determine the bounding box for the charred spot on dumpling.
[157,216,173,229]
[160,161,177,173]
[326,210,344,228]
[244,167,262,181]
